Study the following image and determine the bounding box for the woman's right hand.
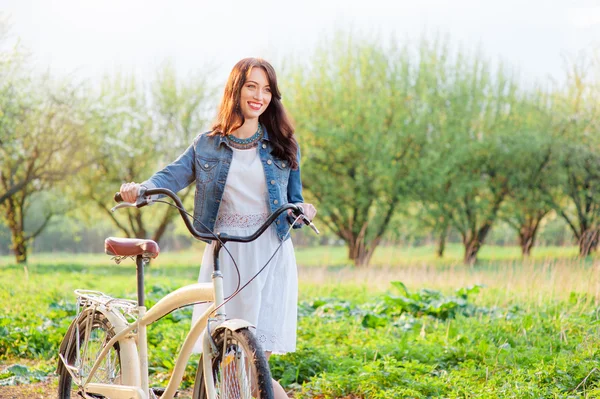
[119,182,141,203]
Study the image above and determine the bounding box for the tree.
[401,36,458,259]
[147,62,216,241]
[78,63,214,242]
[0,21,31,206]
[550,55,600,257]
[440,131,515,265]
[409,43,521,264]
[0,21,94,263]
[499,89,560,257]
[284,33,423,267]
[0,77,92,263]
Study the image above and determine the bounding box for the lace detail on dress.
[258,333,279,344]
[214,212,270,230]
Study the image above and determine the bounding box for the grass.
[1,245,600,397]
[299,258,600,304]
[0,243,590,269]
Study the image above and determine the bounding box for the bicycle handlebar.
[113,187,319,243]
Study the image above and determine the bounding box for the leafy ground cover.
[1,247,599,397]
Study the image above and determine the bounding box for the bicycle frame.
[60,252,246,399]
[60,193,311,399]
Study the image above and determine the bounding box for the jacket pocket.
[272,159,290,186]
[196,158,219,183]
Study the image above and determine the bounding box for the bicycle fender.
[213,318,254,333]
[57,308,103,375]
[201,319,256,397]
[56,307,141,387]
[57,313,81,375]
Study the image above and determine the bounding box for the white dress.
[191,147,298,354]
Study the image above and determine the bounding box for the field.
[1,244,600,398]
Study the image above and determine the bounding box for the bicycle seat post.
[135,254,150,396]
[212,239,226,319]
[136,255,147,307]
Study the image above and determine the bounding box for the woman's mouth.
[248,101,262,111]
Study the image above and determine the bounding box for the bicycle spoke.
[59,311,123,399]
[77,312,93,377]
[77,317,120,384]
[236,349,252,397]
[215,334,256,399]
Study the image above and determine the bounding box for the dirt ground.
[0,379,56,399]
[0,377,197,399]
[0,384,305,399]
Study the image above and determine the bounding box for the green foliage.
[296,282,486,332]
[3,28,600,263]
[279,286,600,398]
[284,32,422,266]
[0,364,50,386]
[2,23,600,395]
[382,281,484,320]
[546,55,600,256]
[1,259,600,397]
[0,63,93,262]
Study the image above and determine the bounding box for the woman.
[119,57,316,398]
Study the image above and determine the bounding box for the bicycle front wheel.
[193,327,274,399]
[57,310,122,398]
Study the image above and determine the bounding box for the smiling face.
[239,67,272,120]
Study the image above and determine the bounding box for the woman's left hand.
[297,203,317,220]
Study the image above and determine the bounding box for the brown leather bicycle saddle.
[104,237,160,258]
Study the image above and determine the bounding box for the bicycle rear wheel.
[57,310,122,398]
[193,327,274,399]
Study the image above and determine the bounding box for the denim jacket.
[142,128,304,242]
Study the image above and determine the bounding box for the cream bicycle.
[56,187,318,399]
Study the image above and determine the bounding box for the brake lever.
[293,205,320,235]
[111,202,136,212]
[111,186,152,212]
[303,216,320,235]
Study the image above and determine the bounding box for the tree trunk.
[5,197,28,264]
[347,236,376,267]
[354,250,375,268]
[151,188,193,244]
[437,224,449,258]
[579,228,599,258]
[518,220,541,258]
[348,238,363,263]
[463,238,481,265]
[348,241,375,267]
[12,233,28,264]
[152,218,170,244]
[133,210,147,239]
[462,221,494,265]
[347,241,356,261]
[520,234,534,258]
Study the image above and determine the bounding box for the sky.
[2,0,600,86]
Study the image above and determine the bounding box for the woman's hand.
[298,203,317,220]
[119,182,141,203]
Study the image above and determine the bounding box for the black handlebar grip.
[114,192,124,203]
[290,205,310,226]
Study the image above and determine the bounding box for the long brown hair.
[211,58,298,169]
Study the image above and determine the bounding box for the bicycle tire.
[192,327,274,399]
[57,310,122,398]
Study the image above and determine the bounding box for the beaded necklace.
[227,123,263,150]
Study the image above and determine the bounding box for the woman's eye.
[247,84,256,89]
